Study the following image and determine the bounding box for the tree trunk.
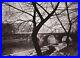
[31,6,42,55]
[31,30,42,55]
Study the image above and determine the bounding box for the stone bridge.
[12,33,76,43]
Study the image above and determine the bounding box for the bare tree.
[3,2,77,56]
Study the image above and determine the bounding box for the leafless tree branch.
[3,2,33,16]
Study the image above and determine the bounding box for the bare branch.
[56,3,74,16]
[71,16,78,24]
[32,2,44,21]
[65,2,72,33]
[3,2,33,16]
[50,2,68,33]
[36,2,60,31]
[55,13,68,33]
[33,6,36,28]
[36,3,49,15]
